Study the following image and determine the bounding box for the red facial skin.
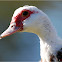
[10,9,34,31]
[60,59,62,61]
[0,9,35,39]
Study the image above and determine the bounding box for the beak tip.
[0,35,2,39]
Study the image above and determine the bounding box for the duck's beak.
[0,22,23,39]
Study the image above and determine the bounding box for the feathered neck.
[34,14,58,44]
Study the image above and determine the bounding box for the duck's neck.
[34,16,59,59]
[38,25,58,44]
[35,15,58,45]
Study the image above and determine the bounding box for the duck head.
[0,5,43,39]
[0,5,56,40]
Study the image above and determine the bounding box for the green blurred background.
[0,1,62,61]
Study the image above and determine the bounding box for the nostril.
[11,26,14,28]
[11,25,16,28]
[11,25,15,28]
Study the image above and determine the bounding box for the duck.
[0,5,62,62]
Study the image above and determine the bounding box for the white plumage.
[0,5,62,62]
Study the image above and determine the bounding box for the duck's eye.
[22,11,29,16]
[11,25,15,28]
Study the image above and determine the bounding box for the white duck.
[0,5,62,62]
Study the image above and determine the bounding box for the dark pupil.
[23,11,28,16]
